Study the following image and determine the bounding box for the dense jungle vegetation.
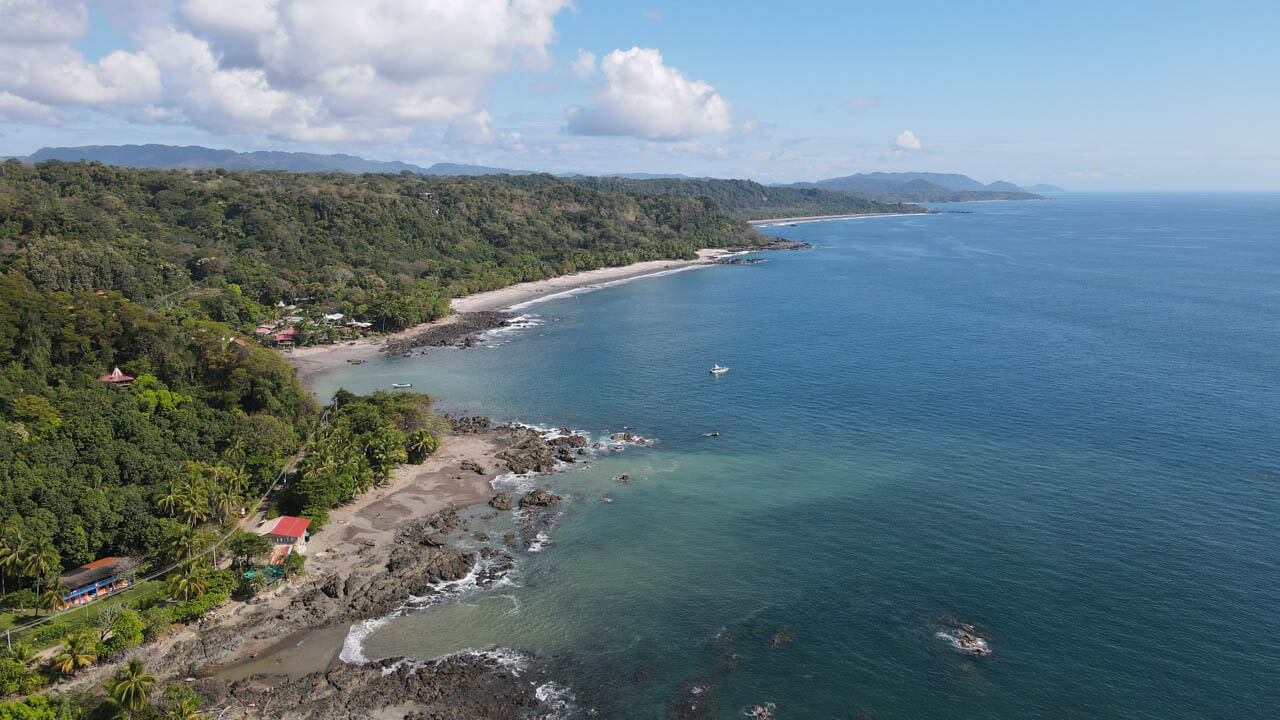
[0,160,767,333]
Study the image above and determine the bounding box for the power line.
[5,410,329,645]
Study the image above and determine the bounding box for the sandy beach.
[286,249,733,386]
[452,248,732,313]
[749,211,925,226]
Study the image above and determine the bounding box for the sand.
[749,211,924,226]
[196,432,509,681]
[452,248,731,313]
[285,249,732,386]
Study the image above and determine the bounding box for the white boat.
[709,364,729,375]
[391,382,412,389]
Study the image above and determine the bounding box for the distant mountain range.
[20,144,700,181]
[780,172,1047,202]
[1025,184,1067,193]
[15,144,1064,200]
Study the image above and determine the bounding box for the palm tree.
[224,438,247,464]
[166,697,204,720]
[406,429,439,463]
[5,641,35,668]
[178,491,209,527]
[0,532,26,601]
[22,539,60,615]
[50,632,96,674]
[157,483,183,518]
[209,488,237,525]
[37,580,65,615]
[224,465,250,496]
[162,526,199,564]
[165,565,207,602]
[107,658,156,716]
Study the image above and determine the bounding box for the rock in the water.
[768,628,794,648]
[519,488,562,508]
[488,492,513,511]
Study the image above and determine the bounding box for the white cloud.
[565,47,731,140]
[570,49,596,80]
[0,0,573,142]
[445,110,495,145]
[895,129,922,150]
[0,0,89,44]
[0,90,61,123]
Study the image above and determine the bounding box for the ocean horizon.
[313,193,1280,719]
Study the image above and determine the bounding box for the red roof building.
[258,516,312,544]
[97,367,134,386]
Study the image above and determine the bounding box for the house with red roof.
[257,515,312,546]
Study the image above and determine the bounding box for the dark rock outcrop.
[519,488,561,508]
[384,312,511,355]
[448,415,491,434]
[488,492,513,511]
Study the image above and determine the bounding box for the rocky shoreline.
[123,420,655,719]
[383,311,513,355]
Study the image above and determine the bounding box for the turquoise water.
[314,194,1280,719]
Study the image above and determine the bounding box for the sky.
[0,0,1277,190]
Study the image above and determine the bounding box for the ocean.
[312,193,1280,719]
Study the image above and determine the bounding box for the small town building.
[257,515,312,546]
[323,313,345,324]
[271,327,298,349]
[58,557,133,606]
[97,367,134,386]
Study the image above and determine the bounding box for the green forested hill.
[0,160,765,332]
[0,274,313,566]
[441,173,924,220]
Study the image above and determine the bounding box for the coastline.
[287,248,736,386]
[78,422,616,719]
[749,211,925,226]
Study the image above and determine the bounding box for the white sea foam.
[754,212,920,228]
[503,264,710,312]
[535,681,575,718]
[340,615,390,664]
[525,531,552,553]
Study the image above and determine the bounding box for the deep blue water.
[316,194,1280,719]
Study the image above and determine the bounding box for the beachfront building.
[97,367,134,387]
[254,516,311,566]
[58,557,134,607]
[257,516,311,546]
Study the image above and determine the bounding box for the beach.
[287,248,735,386]
[749,211,926,226]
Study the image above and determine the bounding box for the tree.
[157,483,183,518]
[165,565,208,602]
[106,658,156,717]
[227,532,271,569]
[281,551,306,579]
[3,642,35,669]
[406,429,440,464]
[36,581,65,616]
[50,632,96,675]
[22,540,60,616]
[0,533,25,602]
[96,600,126,641]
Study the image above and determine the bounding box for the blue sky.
[1,0,1277,189]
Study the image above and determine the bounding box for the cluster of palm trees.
[0,532,65,617]
[156,461,252,528]
[290,425,413,518]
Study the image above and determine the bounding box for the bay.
[313,193,1280,719]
